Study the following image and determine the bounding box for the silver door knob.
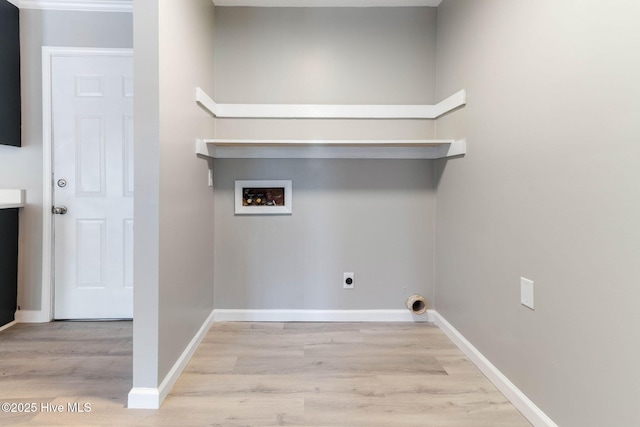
[52,206,68,215]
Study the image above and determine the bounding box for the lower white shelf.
[195,139,466,159]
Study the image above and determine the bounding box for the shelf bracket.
[196,138,215,158]
[196,139,215,186]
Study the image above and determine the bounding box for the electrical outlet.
[343,272,354,289]
[521,277,534,310]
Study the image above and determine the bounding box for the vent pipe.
[406,294,427,315]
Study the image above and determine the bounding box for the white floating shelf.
[196,139,466,159]
[195,88,466,119]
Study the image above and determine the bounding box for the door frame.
[41,46,134,322]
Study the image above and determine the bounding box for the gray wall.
[434,1,640,426]
[0,10,132,311]
[214,6,438,141]
[133,0,215,389]
[214,7,436,104]
[213,7,438,310]
[214,159,435,310]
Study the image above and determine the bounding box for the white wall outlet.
[521,277,534,310]
[343,272,354,289]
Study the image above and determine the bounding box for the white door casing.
[51,53,133,319]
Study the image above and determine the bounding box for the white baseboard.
[128,309,216,409]
[0,320,17,332]
[126,387,159,410]
[15,310,50,323]
[213,309,435,323]
[432,311,557,427]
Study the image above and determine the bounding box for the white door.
[52,54,134,319]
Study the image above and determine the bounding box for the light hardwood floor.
[0,321,530,426]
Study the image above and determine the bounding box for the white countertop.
[0,189,25,209]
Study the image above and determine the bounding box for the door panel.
[123,115,135,197]
[76,219,106,288]
[76,115,105,196]
[53,54,133,319]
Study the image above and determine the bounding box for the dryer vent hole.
[412,300,425,313]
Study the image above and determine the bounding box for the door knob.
[52,206,68,215]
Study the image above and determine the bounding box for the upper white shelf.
[195,87,466,119]
[196,139,466,159]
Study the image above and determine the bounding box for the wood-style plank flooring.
[0,321,530,426]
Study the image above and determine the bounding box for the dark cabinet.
[0,0,21,147]
[0,209,18,327]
